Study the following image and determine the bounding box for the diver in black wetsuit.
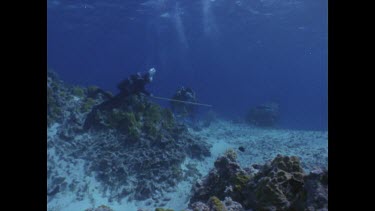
[83,68,157,130]
[99,67,156,109]
[117,68,156,97]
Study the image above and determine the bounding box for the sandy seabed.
[47,119,328,211]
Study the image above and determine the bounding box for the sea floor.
[47,119,328,211]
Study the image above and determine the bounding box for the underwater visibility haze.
[47,0,328,210]
[48,0,327,130]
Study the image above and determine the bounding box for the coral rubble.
[187,197,244,211]
[47,72,211,206]
[47,72,327,211]
[189,153,328,211]
[85,205,114,211]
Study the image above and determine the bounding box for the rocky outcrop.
[85,205,114,211]
[190,149,250,204]
[189,153,328,211]
[47,71,111,129]
[246,102,279,127]
[188,197,244,211]
[242,154,306,210]
[47,72,211,206]
[81,127,210,202]
[304,169,328,211]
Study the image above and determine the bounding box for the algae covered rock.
[47,71,108,128]
[246,102,279,127]
[83,94,178,143]
[190,153,327,211]
[188,197,244,211]
[243,154,306,210]
[304,168,328,210]
[190,149,248,204]
[155,208,175,211]
[47,73,211,206]
[47,71,66,126]
[208,196,227,211]
[85,205,114,211]
[79,94,211,203]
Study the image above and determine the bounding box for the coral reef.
[155,208,175,211]
[190,150,249,204]
[187,197,244,211]
[246,102,279,127]
[47,73,327,210]
[208,196,227,211]
[223,148,238,162]
[304,169,328,211]
[85,205,114,211]
[72,86,85,97]
[47,73,211,207]
[189,154,328,211]
[81,97,97,113]
[47,71,110,128]
[83,93,177,141]
[242,154,306,210]
[47,72,66,126]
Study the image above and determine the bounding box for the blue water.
[47,0,327,130]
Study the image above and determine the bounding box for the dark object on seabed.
[246,102,279,127]
[238,146,245,152]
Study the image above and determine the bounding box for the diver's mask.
[148,68,156,81]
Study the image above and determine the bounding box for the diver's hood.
[149,68,156,76]
[148,68,156,81]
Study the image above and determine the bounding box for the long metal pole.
[150,95,213,107]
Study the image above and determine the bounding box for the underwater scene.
[47,0,327,211]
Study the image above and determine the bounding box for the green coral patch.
[71,86,85,97]
[80,97,96,113]
[231,172,251,192]
[208,196,226,211]
[106,109,141,139]
[224,148,237,161]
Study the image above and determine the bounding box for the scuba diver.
[99,67,156,109]
[170,86,197,118]
[83,68,156,130]
[99,68,156,109]
[117,68,156,97]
